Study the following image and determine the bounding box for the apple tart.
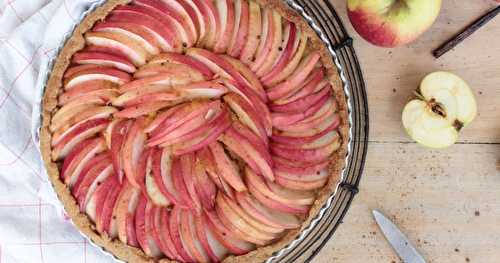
[40,0,349,262]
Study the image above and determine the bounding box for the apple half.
[402,72,477,149]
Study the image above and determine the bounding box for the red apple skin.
[95,176,121,234]
[180,153,203,214]
[275,175,328,191]
[60,137,106,186]
[227,0,249,57]
[209,141,247,192]
[72,51,136,73]
[149,52,214,78]
[214,0,235,53]
[194,213,228,262]
[347,1,442,47]
[96,184,122,238]
[110,119,132,183]
[203,210,255,254]
[169,206,196,262]
[152,207,181,260]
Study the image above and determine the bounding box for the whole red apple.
[347,0,442,47]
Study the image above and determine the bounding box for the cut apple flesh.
[402,71,477,149]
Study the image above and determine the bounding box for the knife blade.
[372,210,427,263]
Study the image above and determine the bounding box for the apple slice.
[114,101,174,118]
[263,29,308,87]
[119,71,205,93]
[50,104,116,133]
[169,206,196,262]
[112,84,176,107]
[132,0,195,48]
[108,119,131,183]
[196,148,235,198]
[239,0,261,65]
[108,5,180,52]
[64,64,102,79]
[227,0,249,57]
[217,79,272,133]
[58,89,119,106]
[63,65,131,89]
[179,210,211,262]
[252,9,282,77]
[272,94,331,129]
[261,21,297,84]
[134,62,205,80]
[148,52,214,78]
[145,160,171,207]
[51,118,109,160]
[162,110,229,154]
[60,138,106,186]
[148,100,222,146]
[151,207,179,260]
[402,71,477,149]
[72,51,136,73]
[203,210,255,254]
[112,182,141,246]
[270,85,331,114]
[136,147,154,195]
[93,21,161,55]
[221,55,266,103]
[274,130,340,152]
[177,0,203,43]
[216,193,277,244]
[274,161,330,182]
[85,31,149,66]
[245,168,309,214]
[122,118,147,188]
[180,153,203,213]
[267,52,321,101]
[276,111,341,138]
[151,147,187,207]
[146,100,213,135]
[221,194,284,234]
[250,8,272,71]
[214,0,235,53]
[223,93,268,143]
[51,98,104,128]
[71,152,111,196]
[194,213,229,262]
[94,175,120,233]
[191,0,219,48]
[156,102,229,148]
[57,80,118,105]
[274,67,326,106]
[98,181,122,237]
[275,176,328,191]
[245,167,315,205]
[235,192,300,229]
[135,195,163,257]
[277,106,338,134]
[74,160,114,212]
[53,105,115,144]
[220,127,274,181]
[271,139,339,165]
[171,157,196,211]
[193,158,217,210]
[209,141,246,192]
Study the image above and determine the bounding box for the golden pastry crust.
[40,0,349,262]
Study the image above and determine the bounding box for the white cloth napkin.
[0,0,116,262]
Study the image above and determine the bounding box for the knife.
[372,210,427,263]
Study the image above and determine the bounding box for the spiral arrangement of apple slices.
[49,0,342,262]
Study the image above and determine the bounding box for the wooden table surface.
[314,1,500,262]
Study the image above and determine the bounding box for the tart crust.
[40,0,349,262]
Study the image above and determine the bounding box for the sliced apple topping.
[50,1,346,261]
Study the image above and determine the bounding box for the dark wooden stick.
[433,6,500,58]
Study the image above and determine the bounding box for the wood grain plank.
[314,143,500,263]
